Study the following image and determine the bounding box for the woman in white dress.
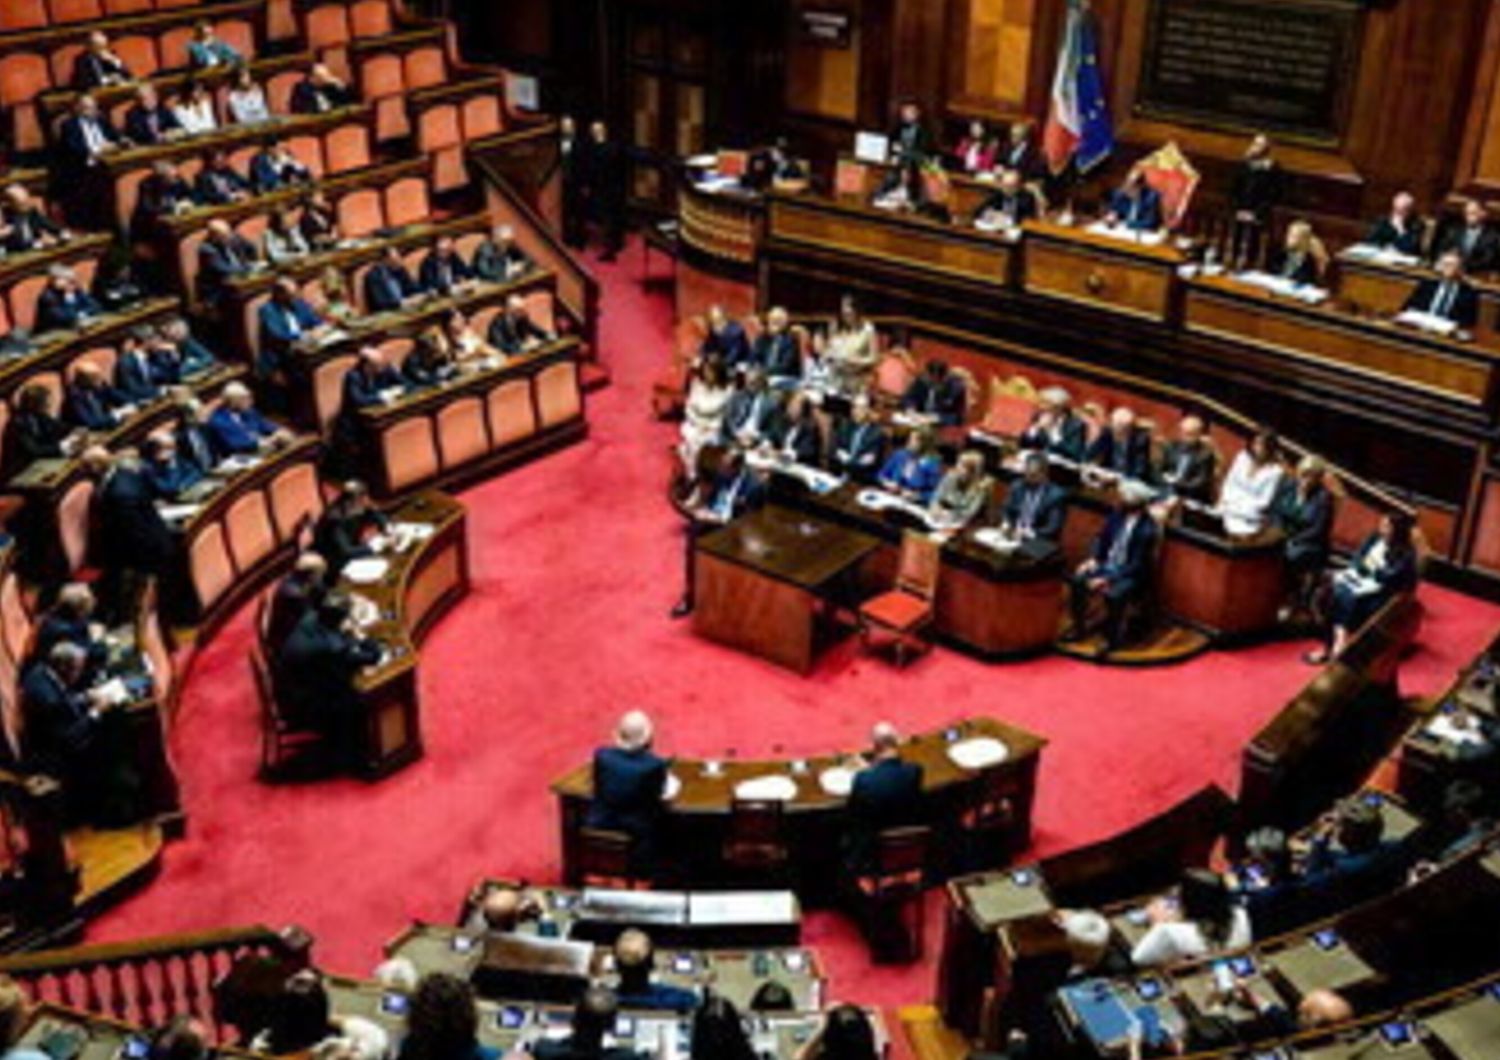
[679,356,732,471]
[1218,430,1285,537]
[823,295,878,397]
[227,65,272,125]
[172,80,219,136]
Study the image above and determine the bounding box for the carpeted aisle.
[91,240,1500,1014]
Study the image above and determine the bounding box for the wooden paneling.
[946,0,1041,118]
[785,0,861,121]
[1466,475,1500,574]
[1020,225,1182,323]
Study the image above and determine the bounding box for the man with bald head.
[587,711,668,876]
[844,722,924,874]
[1155,415,1217,503]
[612,929,698,1013]
[1367,191,1422,257]
[463,882,541,934]
[266,552,329,653]
[1179,985,1352,1051]
[1086,406,1151,481]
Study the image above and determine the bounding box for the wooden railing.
[0,925,310,1038]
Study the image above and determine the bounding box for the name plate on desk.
[1137,0,1364,141]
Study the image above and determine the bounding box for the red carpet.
[90,240,1500,1015]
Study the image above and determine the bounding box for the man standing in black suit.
[273,592,382,768]
[843,722,925,875]
[265,552,329,653]
[557,115,586,249]
[586,120,626,261]
[84,447,174,621]
[1404,250,1480,331]
[587,711,668,875]
[1065,482,1159,653]
[1435,199,1500,274]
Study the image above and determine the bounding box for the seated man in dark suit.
[532,986,646,1060]
[312,479,389,573]
[132,161,196,240]
[700,305,752,369]
[194,149,252,207]
[1366,191,1424,257]
[363,245,421,313]
[901,359,967,426]
[472,224,532,283]
[72,32,131,90]
[196,219,260,308]
[172,398,222,474]
[1273,455,1334,618]
[1106,168,1164,232]
[148,317,217,384]
[487,294,556,356]
[843,722,925,875]
[418,235,476,297]
[83,447,174,619]
[20,642,124,824]
[1086,407,1152,481]
[273,591,382,765]
[257,278,329,381]
[1154,414,1217,503]
[249,140,312,195]
[289,63,354,115]
[719,368,777,448]
[586,711,669,874]
[265,552,328,653]
[1404,250,1480,330]
[31,583,108,676]
[611,930,699,1013]
[1299,797,1412,900]
[1019,386,1088,462]
[1065,482,1159,652]
[6,383,74,472]
[976,169,1038,229]
[114,327,162,405]
[752,306,800,385]
[36,265,102,334]
[0,184,65,254]
[207,382,289,456]
[123,83,181,146]
[141,430,203,499]
[830,396,887,483]
[330,346,404,476]
[999,452,1068,542]
[65,362,127,431]
[1434,198,1500,274]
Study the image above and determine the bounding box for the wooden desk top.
[697,505,879,591]
[1022,219,1190,265]
[551,715,1047,813]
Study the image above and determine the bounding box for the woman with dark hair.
[1308,512,1419,663]
[1130,868,1251,968]
[397,974,496,1060]
[1218,429,1285,537]
[256,972,387,1059]
[690,994,756,1060]
[795,1005,878,1060]
[748,980,795,1012]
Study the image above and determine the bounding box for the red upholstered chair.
[874,347,917,405]
[113,35,159,79]
[979,380,1038,438]
[0,298,12,340]
[57,480,95,575]
[0,0,48,31]
[6,274,48,334]
[1135,141,1201,232]
[454,230,485,263]
[535,361,581,429]
[217,19,256,61]
[350,0,393,38]
[104,0,153,14]
[158,26,195,70]
[47,0,103,24]
[403,47,445,90]
[378,336,413,368]
[435,397,488,471]
[487,379,538,449]
[0,403,9,483]
[115,167,151,230]
[50,45,83,89]
[176,156,203,184]
[383,177,429,229]
[224,491,276,573]
[243,292,270,365]
[69,349,117,383]
[157,0,200,7]
[0,54,50,153]
[360,53,408,141]
[523,291,555,335]
[190,524,234,611]
[236,214,269,249]
[858,531,941,667]
[285,135,325,178]
[310,352,353,431]
[72,258,97,294]
[400,245,426,278]
[267,70,302,115]
[336,188,384,239]
[574,828,646,890]
[379,418,439,491]
[324,124,371,174]
[305,4,351,50]
[461,94,502,142]
[418,106,466,192]
[268,463,323,541]
[0,574,32,674]
[266,0,298,41]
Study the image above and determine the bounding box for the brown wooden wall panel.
[771,201,1017,284]
[1021,240,1177,322]
[1467,476,1500,574]
[948,0,1041,117]
[785,0,861,121]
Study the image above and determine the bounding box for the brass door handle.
[1085,270,1106,295]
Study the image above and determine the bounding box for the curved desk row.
[337,489,469,778]
[0,233,113,336]
[552,716,1046,899]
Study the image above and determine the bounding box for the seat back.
[48,0,103,24]
[268,463,323,540]
[336,187,384,238]
[324,124,371,174]
[576,827,636,886]
[435,396,488,469]
[114,35,159,79]
[378,417,439,491]
[461,93,502,141]
[895,531,941,602]
[535,360,581,429]
[313,353,357,433]
[7,274,48,334]
[189,523,235,610]
[874,825,930,883]
[383,177,429,229]
[57,479,95,574]
[350,0,393,37]
[305,4,352,49]
[486,379,537,448]
[726,799,785,850]
[224,491,276,572]
[267,70,302,115]
[403,46,444,89]
[0,0,48,31]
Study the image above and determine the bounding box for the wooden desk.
[772,477,1065,658]
[552,716,1046,897]
[1336,250,1500,349]
[1021,220,1187,324]
[1395,630,1500,813]
[339,490,469,778]
[692,505,879,673]
[1185,274,1500,408]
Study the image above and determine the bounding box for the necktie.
[1108,518,1134,568]
[82,119,104,153]
[1020,488,1041,531]
[1434,283,1455,318]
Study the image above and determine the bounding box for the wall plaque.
[1136,0,1364,142]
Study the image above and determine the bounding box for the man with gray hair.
[586,711,668,877]
[844,721,924,875]
[1019,386,1087,462]
[1065,481,1159,653]
[473,224,531,283]
[20,641,124,822]
[36,264,102,334]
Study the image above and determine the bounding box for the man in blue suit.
[257,278,328,380]
[197,220,259,307]
[148,317,216,384]
[843,721,925,874]
[830,397,887,483]
[1107,169,1164,232]
[418,236,476,296]
[172,398,222,474]
[587,711,669,876]
[113,328,161,405]
[1065,482,1159,652]
[1000,453,1069,542]
[123,83,180,146]
[65,362,125,431]
[1403,251,1480,331]
[700,305,751,369]
[194,149,251,207]
[1085,407,1152,481]
[330,347,404,477]
[363,246,421,313]
[31,583,108,676]
[142,431,203,499]
[207,382,286,455]
[249,140,312,195]
[35,266,102,334]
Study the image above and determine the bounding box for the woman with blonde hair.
[1271,219,1328,286]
